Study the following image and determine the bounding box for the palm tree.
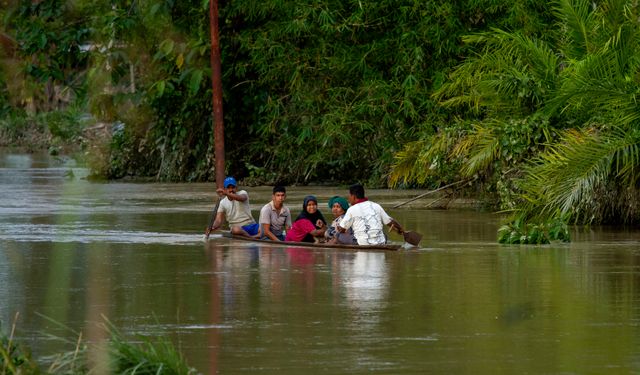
[390,21,561,190]
[522,0,640,224]
[391,0,640,226]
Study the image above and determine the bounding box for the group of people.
[208,177,404,246]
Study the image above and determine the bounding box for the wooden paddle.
[391,224,422,246]
[401,230,423,246]
[204,196,222,239]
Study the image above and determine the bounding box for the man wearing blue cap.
[209,176,260,237]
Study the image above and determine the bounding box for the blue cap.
[223,176,237,188]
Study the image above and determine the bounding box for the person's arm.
[228,192,247,201]
[311,219,326,237]
[376,204,403,233]
[285,208,292,231]
[259,205,280,241]
[337,210,352,233]
[262,223,281,241]
[210,212,225,231]
[217,188,248,202]
[387,218,404,234]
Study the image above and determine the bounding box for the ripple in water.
[0,223,202,245]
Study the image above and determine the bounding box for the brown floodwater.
[1,150,640,374]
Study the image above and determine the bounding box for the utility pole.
[209,0,225,189]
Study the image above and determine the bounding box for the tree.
[5,0,91,112]
[392,0,640,228]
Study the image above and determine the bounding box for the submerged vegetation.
[106,320,196,375]
[0,315,195,374]
[498,214,571,245]
[2,0,640,234]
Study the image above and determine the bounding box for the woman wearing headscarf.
[284,195,327,242]
[324,196,356,244]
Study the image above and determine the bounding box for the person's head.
[348,183,365,204]
[302,195,318,214]
[272,185,286,207]
[223,176,237,193]
[328,196,349,218]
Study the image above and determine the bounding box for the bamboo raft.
[219,232,402,251]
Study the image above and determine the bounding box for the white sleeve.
[375,203,392,225]
[339,209,353,229]
[217,198,228,213]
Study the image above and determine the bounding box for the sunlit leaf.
[189,70,203,94]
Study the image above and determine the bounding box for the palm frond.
[520,126,640,223]
[553,0,595,58]
[389,128,464,187]
[546,49,640,125]
[458,124,500,177]
[434,28,558,114]
[388,139,430,187]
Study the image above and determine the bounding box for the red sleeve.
[285,219,316,242]
[297,219,316,233]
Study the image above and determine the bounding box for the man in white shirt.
[338,183,404,245]
[209,176,260,237]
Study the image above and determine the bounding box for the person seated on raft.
[259,185,291,241]
[285,195,327,243]
[324,196,356,245]
[209,176,260,238]
[337,183,404,245]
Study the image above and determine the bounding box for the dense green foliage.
[3,0,640,229]
[3,0,90,112]
[392,0,640,229]
[221,0,551,185]
[1,0,551,183]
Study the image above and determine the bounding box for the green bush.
[0,325,41,374]
[498,214,570,244]
[43,110,82,141]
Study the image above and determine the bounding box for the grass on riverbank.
[0,314,196,375]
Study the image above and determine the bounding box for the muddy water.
[1,150,640,374]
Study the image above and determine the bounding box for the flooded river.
[1,150,640,374]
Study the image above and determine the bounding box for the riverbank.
[0,147,485,211]
[0,118,51,151]
[0,109,89,155]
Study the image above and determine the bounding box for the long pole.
[392,179,468,208]
[209,0,225,189]
[207,7,223,371]
[204,0,225,239]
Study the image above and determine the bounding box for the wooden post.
[209,0,225,189]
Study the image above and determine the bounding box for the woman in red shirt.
[285,195,327,242]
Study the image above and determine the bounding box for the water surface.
[1,151,640,374]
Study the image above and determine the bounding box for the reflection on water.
[2,150,640,374]
[343,252,387,310]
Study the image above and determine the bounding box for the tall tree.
[391,0,640,225]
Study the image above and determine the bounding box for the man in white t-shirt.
[209,176,260,237]
[337,183,404,245]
